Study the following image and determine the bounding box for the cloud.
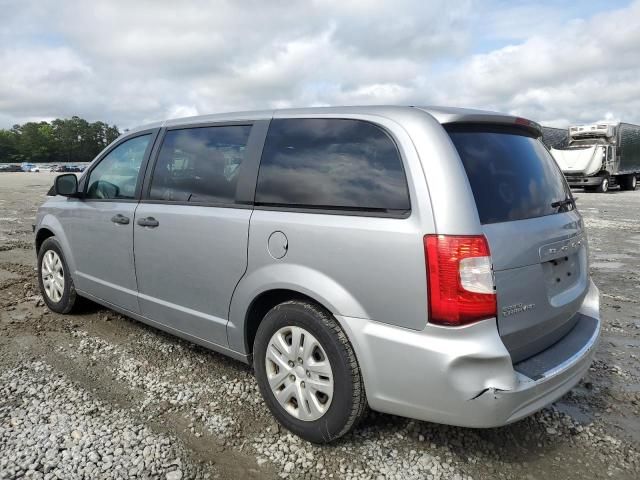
[0,0,638,129]
[434,1,640,126]
[0,47,93,117]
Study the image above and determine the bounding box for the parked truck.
[541,126,569,150]
[551,122,640,192]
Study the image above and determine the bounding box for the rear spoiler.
[414,107,543,138]
[447,115,542,138]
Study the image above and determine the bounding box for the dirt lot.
[1,172,639,480]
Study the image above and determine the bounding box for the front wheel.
[253,300,367,443]
[596,176,610,193]
[37,237,79,313]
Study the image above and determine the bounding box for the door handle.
[137,217,159,228]
[110,214,130,225]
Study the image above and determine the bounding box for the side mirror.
[55,174,79,197]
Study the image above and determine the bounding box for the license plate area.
[542,253,580,298]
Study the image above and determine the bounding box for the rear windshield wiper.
[551,197,575,209]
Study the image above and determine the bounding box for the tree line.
[0,116,121,164]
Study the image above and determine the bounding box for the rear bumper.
[336,279,600,427]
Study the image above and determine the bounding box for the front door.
[65,132,155,312]
[133,124,255,347]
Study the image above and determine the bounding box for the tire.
[595,176,610,193]
[37,237,79,314]
[620,174,637,191]
[253,300,367,443]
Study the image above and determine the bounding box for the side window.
[255,118,410,212]
[86,134,151,199]
[149,125,252,204]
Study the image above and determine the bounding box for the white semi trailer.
[551,122,640,192]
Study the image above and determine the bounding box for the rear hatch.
[447,124,589,362]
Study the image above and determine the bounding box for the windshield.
[447,125,574,225]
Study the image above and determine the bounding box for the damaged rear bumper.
[336,279,600,428]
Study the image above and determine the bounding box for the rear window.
[255,118,410,214]
[447,125,573,224]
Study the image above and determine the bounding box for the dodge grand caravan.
[35,106,600,443]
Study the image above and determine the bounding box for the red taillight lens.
[424,235,496,326]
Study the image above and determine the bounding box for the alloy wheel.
[41,250,64,302]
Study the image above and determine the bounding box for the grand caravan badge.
[502,303,536,317]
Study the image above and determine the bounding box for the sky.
[0,0,639,130]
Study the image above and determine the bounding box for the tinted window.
[86,134,151,199]
[149,125,251,204]
[255,119,410,212]
[447,126,573,224]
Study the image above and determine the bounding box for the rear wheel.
[37,237,79,314]
[253,300,367,443]
[595,176,610,193]
[620,174,637,191]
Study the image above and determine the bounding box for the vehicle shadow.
[334,377,615,472]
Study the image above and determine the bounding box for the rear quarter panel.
[227,112,438,354]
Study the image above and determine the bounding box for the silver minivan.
[35,106,601,443]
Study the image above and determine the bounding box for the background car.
[0,164,23,172]
[21,162,38,172]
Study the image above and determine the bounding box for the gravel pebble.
[0,361,197,479]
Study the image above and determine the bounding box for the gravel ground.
[1,362,191,479]
[1,172,639,479]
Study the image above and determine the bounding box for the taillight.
[424,235,496,326]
